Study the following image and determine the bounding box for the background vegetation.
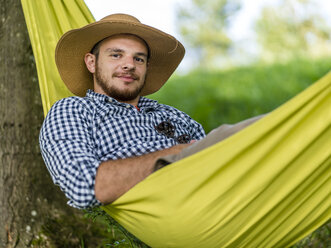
[176,0,331,68]
[152,57,331,132]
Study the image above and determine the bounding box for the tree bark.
[0,1,86,247]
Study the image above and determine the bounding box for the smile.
[115,74,138,83]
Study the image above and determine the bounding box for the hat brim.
[55,19,185,97]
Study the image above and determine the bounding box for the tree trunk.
[0,1,105,247]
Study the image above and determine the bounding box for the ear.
[84,53,96,73]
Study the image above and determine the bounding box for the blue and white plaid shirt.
[39,90,205,209]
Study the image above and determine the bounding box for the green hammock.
[21,0,331,247]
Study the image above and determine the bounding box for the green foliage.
[176,0,331,68]
[176,0,241,68]
[30,211,117,247]
[255,0,331,62]
[291,219,331,247]
[29,208,149,247]
[84,207,149,248]
[150,56,331,133]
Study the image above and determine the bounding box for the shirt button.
[108,98,113,103]
[126,105,130,108]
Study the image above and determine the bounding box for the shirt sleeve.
[39,98,100,209]
[187,116,206,141]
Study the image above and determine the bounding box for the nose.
[122,57,135,71]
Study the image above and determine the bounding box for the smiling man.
[40,14,261,210]
[86,34,148,105]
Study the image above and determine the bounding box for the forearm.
[95,144,190,204]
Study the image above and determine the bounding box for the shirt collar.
[86,89,109,102]
[85,90,159,110]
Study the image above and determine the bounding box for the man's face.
[90,34,148,103]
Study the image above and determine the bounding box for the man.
[40,14,260,209]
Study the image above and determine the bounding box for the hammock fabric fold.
[21,0,94,115]
[21,0,331,247]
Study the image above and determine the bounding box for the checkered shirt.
[39,90,205,209]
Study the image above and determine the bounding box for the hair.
[90,34,150,61]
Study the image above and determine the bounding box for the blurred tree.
[0,1,81,246]
[176,0,241,68]
[255,0,331,62]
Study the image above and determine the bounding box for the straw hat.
[55,13,185,96]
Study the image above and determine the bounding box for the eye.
[135,57,145,64]
[110,53,121,59]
